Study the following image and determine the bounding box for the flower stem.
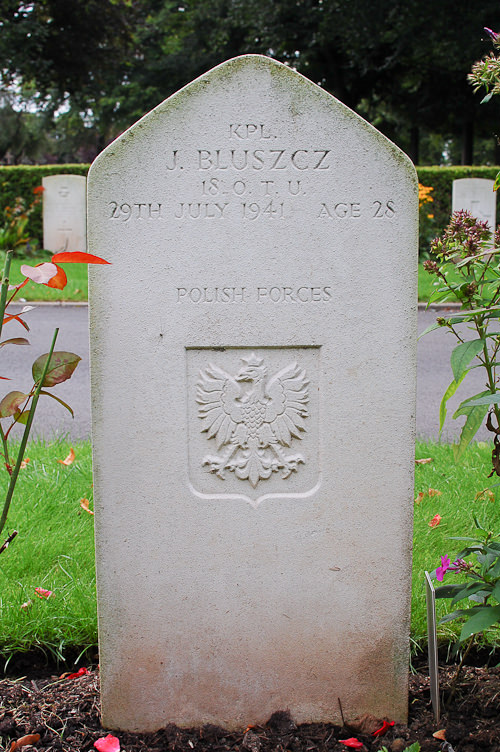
[0,328,59,538]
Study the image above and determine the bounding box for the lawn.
[0,438,499,665]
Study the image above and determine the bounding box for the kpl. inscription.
[103,123,397,223]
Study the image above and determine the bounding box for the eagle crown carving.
[196,353,310,487]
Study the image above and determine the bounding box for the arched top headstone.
[42,174,86,252]
[88,55,418,733]
[452,177,496,229]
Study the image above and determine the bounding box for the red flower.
[33,185,44,194]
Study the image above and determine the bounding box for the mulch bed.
[1,657,500,752]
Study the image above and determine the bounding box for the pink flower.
[436,555,451,581]
[35,587,53,598]
[94,734,120,752]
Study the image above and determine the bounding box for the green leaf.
[491,581,500,603]
[14,409,30,425]
[494,172,500,192]
[403,744,421,752]
[418,321,445,339]
[451,581,492,606]
[39,390,74,418]
[481,91,494,104]
[469,591,492,603]
[32,351,81,387]
[458,392,500,408]
[0,391,28,418]
[450,340,485,382]
[435,583,463,599]
[459,604,500,641]
[453,405,489,461]
[439,606,481,624]
[453,392,489,419]
[439,373,467,432]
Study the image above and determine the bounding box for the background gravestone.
[452,177,496,229]
[88,55,418,732]
[42,174,87,252]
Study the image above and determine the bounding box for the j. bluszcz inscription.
[196,353,309,488]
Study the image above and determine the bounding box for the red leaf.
[66,667,89,680]
[372,720,395,737]
[94,734,120,752]
[339,740,364,749]
[58,448,75,466]
[3,313,29,331]
[429,514,442,527]
[9,733,41,751]
[0,391,28,419]
[45,264,67,290]
[80,498,94,514]
[32,351,81,387]
[51,251,110,265]
[0,338,30,347]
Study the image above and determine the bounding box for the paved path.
[3,303,491,442]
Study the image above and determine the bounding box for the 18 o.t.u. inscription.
[197,354,309,488]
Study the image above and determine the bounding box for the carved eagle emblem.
[196,353,309,487]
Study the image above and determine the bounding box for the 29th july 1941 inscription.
[105,122,397,223]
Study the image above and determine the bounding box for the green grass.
[413,440,500,652]
[7,255,89,302]
[0,439,499,664]
[0,439,96,664]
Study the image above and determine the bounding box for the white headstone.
[42,174,87,252]
[452,178,496,229]
[88,55,418,732]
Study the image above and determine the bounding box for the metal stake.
[425,570,440,724]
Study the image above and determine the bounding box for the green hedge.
[417,165,500,255]
[0,163,499,255]
[0,165,89,252]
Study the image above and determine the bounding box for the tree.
[1,0,499,164]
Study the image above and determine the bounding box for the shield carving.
[187,346,320,507]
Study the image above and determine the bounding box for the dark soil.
[1,655,500,752]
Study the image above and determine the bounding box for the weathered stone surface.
[42,174,87,252]
[88,55,418,732]
[452,177,496,229]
